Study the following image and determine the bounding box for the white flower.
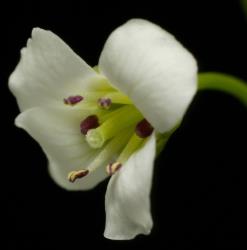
[9,19,197,240]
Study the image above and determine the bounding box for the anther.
[68,169,89,182]
[135,119,154,138]
[106,162,122,175]
[98,97,112,109]
[64,95,83,105]
[80,115,99,135]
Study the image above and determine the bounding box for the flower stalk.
[198,73,247,106]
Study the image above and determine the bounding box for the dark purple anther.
[64,95,83,105]
[80,115,99,135]
[98,98,112,109]
[135,119,154,138]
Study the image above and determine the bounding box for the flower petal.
[104,133,156,240]
[99,19,197,133]
[15,106,108,190]
[9,28,105,111]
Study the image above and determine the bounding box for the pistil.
[67,128,133,182]
[86,106,143,148]
[87,128,133,172]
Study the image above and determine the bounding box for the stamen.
[64,95,83,105]
[80,115,99,135]
[117,133,145,164]
[86,106,143,148]
[106,162,122,175]
[86,128,133,173]
[135,119,154,138]
[68,169,89,182]
[98,97,112,109]
[72,88,130,105]
[101,92,132,104]
[104,133,145,175]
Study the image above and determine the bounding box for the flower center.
[86,105,143,148]
[64,72,154,182]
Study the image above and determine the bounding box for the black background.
[3,1,247,249]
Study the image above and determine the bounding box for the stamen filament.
[99,106,129,123]
[79,91,131,105]
[105,133,145,175]
[79,91,109,103]
[117,133,145,164]
[102,92,132,104]
[87,127,133,172]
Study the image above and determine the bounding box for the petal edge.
[104,133,156,240]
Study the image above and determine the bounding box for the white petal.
[9,28,104,111]
[104,133,156,240]
[15,106,108,190]
[99,19,197,133]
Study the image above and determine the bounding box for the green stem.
[198,72,247,106]
[157,73,247,156]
